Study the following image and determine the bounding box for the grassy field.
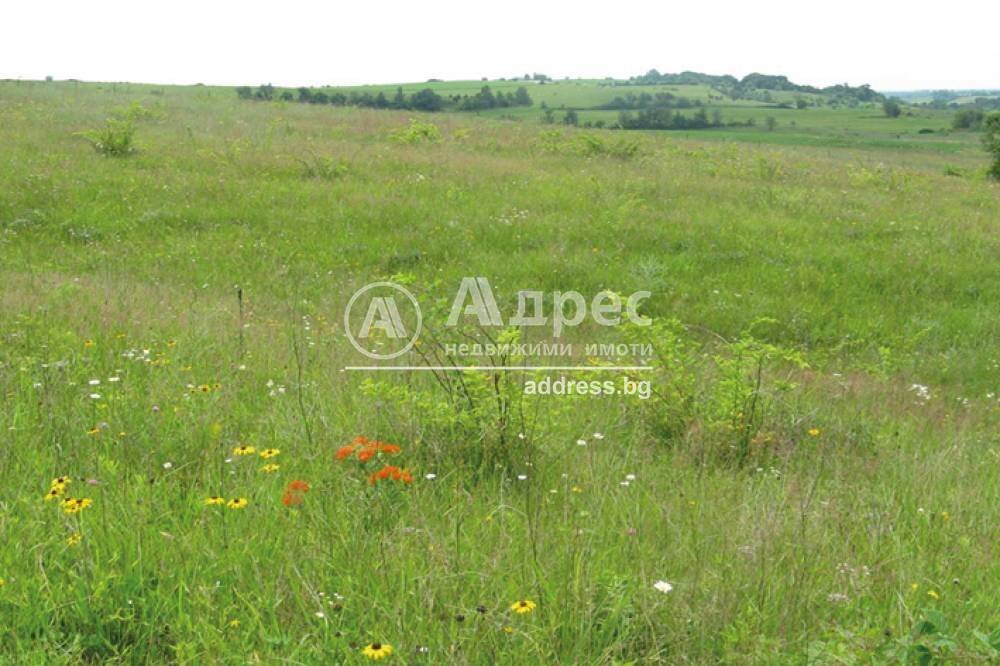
[1,79,998,663]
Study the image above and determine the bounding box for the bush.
[883,99,902,118]
[78,118,136,157]
[984,112,1000,179]
[953,109,985,129]
[389,119,441,144]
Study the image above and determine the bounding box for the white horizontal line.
[343,366,653,372]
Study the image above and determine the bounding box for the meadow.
[0,79,998,663]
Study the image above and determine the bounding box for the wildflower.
[827,592,849,603]
[228,619,240,628]
[593,432,605,439]
[46,474,71,494]
[261,463,280,473]
[571,486,583,493]
[927,590,940,600]
[510,599,536,614]
[517,474,527,481]
[808,428,821,437]
[653,580,674,594]
[362,643,393,660]
[282,480,310,506]
[62,497,93,514]
[204,496,225,506]
[260,448,280,459]
[87,426,101,436]
[424,473,437,480]
[162,462,173,470]
[315,611,325,619]
[67,533,82,547]
[368,465,413,485]
[197,384,211,393]
[84,340,95,348]
[337,437,401,463]
[233,445,256,456]
[227,498,248,510]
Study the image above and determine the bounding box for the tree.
[765,116,777,131]
[795,98,808,109]
[953,109,985,129]
[254,83,275,101]
[235,86,253,100]
[393,87,406,109]
[984,112,1000,179]
[883,98,902,118]
[514,86,533,106]
[409,88,444,112]
[563,109,579,126]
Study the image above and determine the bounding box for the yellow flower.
[62,497,93,514]
[167,340,177,348]
[260,464,280,473]
[197,384,212,393]
[571,486,583,493]
[67,533,82,546]
[260,448,280,459]
[204,496,225,506]
[228,619,240,628]
[510,599,536,614]
[44,487,64,502]
[233,445,256,456]
[227,498,248,510]
[927,590,940,600]
[502,626,513,634]
[87,427,101,437]
[0,578,5,587]
[911,583,919,591]
[808,428,821,437]
[84,340,95,348]
[51,476,72,489]
[362,643,393,660]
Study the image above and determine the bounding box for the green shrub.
[389,119,441,144]
[78,118,136,157]
[296,154,349,180]
[983,112,1000,179]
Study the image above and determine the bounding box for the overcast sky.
[3,0,998,91]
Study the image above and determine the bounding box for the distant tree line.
[595,91,702,111]
[617,108,722,130]
[620,69,884,106]
[235,83,531,113]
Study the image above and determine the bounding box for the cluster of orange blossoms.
[335,436,401,462]
[368,465,413,485]
[336,436,413,486]
[281,479,310,507]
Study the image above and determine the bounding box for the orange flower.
[336,437,402,463]
[282,479,310,507]
[368,464,413,486]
